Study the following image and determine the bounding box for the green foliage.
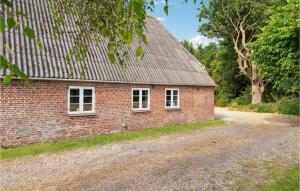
[1,2,42,85]
[231,86,252,105]
[229,103,277,113]
[198,0,284,104]
[251,0,300,95]
[163,3,169,15]
[198,0,274,38]
[260,165,299,191]
[135,46,144,58]
[0,16,4,33]
[181,39,249,106]
[181,40,195,55]
[216,94,231,107]
[277,97,299,116]
[0,55,9,68]
[1,0,13,7]
[23,26,35,38]
[0,119,225,160]
[197,43,218,74]
[255,103,277,113]
[48,0,170,68]
[229,97,299,116]
[2,75,12,85]
[2,0,186,84]
[7,17,17,29]
[211,40,249,103]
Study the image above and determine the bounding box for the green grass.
[229,162,299,191]
[261,164,299,191]
[0,119,225,161]
[228,103,277,113]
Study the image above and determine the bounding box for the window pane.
[84,89,92,96]
[70,104,80,112]
[133,102,139,109]
[166,95,171,101]
[70,89,79,96]
[173,90,178,96]
[70,97,79,103]
[83,104,93,111]
[166,101,171,107]
[133,96,139,102]
[142,95,148,101]
[133,90,139,96]
[173,95,178,101]
[173,100,178,107]
[142,90,148,96]
[166,90,171,96]
[142,101,148,108]
[84,97,92,103]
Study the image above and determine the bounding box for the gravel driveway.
[1,108,299,191]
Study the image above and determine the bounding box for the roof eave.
[1,76,216,87]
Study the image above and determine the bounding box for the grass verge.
[0,119,225,161]
[228,103,277,113]
[260,164,299,191]
[228,97,299,116]
[230,161,299,191]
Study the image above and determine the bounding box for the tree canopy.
[198,0,283,104]
[181,40,249,106]
[251,0,300,95]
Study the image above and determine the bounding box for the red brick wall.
[0,80,214,146]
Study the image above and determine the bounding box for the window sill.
[132,109,151,113]
[165,107,181,111]
[68,112,96,117]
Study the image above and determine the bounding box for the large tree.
[251,0,299,95]
[198,0,282,104]
[182,39,249,105]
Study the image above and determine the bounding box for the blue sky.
[148,1,218,46]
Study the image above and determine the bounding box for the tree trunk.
[251,80,263,104]
[251,64,264,104]
[231,25,265,104]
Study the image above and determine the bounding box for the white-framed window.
[132,88,150,111]
[165,88,180,108]
[68,86,95,114]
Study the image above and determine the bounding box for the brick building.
[0,0,215,146]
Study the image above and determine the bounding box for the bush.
[277,97,299,116]
[228,96,299,116]
[228,103,276,113]
[216,94,231,107]
[231,86,252,105]
[255,103,277,113]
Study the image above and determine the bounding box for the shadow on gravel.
[215,113,226,120]
[263,115,299,127]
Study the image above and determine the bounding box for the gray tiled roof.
[0,0,215,86]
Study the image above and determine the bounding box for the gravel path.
[1,108,299,191]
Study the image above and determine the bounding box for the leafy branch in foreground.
[1,0,203,84]
[0,0,44,85]
[1,0,171,83]
[49,0,171,76]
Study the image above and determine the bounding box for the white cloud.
[189,35,219,47]
[154,0,167,5]
[155,16,166,22]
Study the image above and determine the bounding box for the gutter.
[0,76,216,87]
